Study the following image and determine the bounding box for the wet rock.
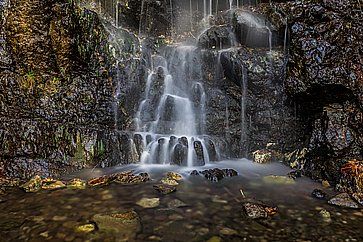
[87,175,111,187]
[136,198,160,208]
[284,148,308,170]
[312,189,327,200]
[20,175,42,193]
[222,169,238,177]
[113,171,150,185]
[198,25,235,50]
[252,150,273,164]
[92,210,140,239]
[153,184,176,195]
[190,170,200,176]
[75,224,96,233]
[41,178,66,191]
[167,199,187,209]
[319,209,332,223]
[67,178,86,190]
[219,227,238,236]
[161,177,179,186]
[166,172,182,181]
[200,168,238,182]
[328,193,359,209]
[207,236,222,242]
[242,202,278,219]
[263,175,295,185]
[352,193,363,206]
[287,170,302,179]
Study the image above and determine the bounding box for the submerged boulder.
[153,184,176,195]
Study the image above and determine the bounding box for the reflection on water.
[1,160,362,241]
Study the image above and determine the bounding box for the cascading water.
[134,45,215,167]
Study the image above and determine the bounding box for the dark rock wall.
[279,0,363,184]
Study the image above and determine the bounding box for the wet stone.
[352,193,363,206]
[154,184,176,195]
[21,175,42,193]
[87,175,110,187]
[136,197,160,208]
[219,227,238,235]
[113,171,150,185]
[287,170,302,179]
[67,179,86,190]
[328,193,359,209]
[312,189,327,200]
[41,179,66,191]
[166,172,183,181]
[319,209,332,223]
[200,168,238,182]
[242,202,278,219]
[75,224,96,233]
[252,150,273,163]
[190,170,200,176]
[161,177,179,186]
[92,210,140,239]
[167,199,187,208]
[263,175,295,185]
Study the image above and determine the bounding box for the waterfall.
[229,0,233,10]
[134,45,214,167]
[240,66,248,156]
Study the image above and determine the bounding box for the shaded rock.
[166,172,182,181]
[190,170,200,176]
[167,199,187,209]
[67,178,86,190]
[136,198,160,208]
[242,202,278,219]
[92,210,140,238]
[312,189,327,200]
[75,224,96,233]
[161,177,178,186]
[263,175,295,185]
[153,184,176,195]
[20,175,42,193]
[287,170,302,179]
[200,168,238,182]
[328,193,359,209]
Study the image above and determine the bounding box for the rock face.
[277,0,363,188]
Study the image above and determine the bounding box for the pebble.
[319,209,331,223]
[75,224,96,233]
[220,227,238,235]
[207,236,222,242]
[136,197,160,208]
[52,215,67,221]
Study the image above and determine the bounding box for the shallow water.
[1,160,362,241]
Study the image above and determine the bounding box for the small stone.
[101,194,113,200]
[154,184,176,195]
[136,198,160,208]
[67,179,86,190]
[167,199,187,208]
[252,150,273,163]
[212,196,228,204]
[196,227,209,235]
[263,175,295,185]
[87,175,110,187]
[40,231,49,238]
[161,177,179,186]
[242,202,278,219]
[42,180,66,191]
[166,172,183,181]
[75,224,96,233]
[287,170,302,179]
[322,180,331,188]
[328,193,359,209]
[220,227,238,235]
[190,170,200,176]
[148,235,162,241]
[207,236,222,242]
[21,175,42,193]
[52,216,67,221]
[319,209,331,223]
[312,189,327,200]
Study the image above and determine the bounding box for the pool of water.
[1,159,362,241]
